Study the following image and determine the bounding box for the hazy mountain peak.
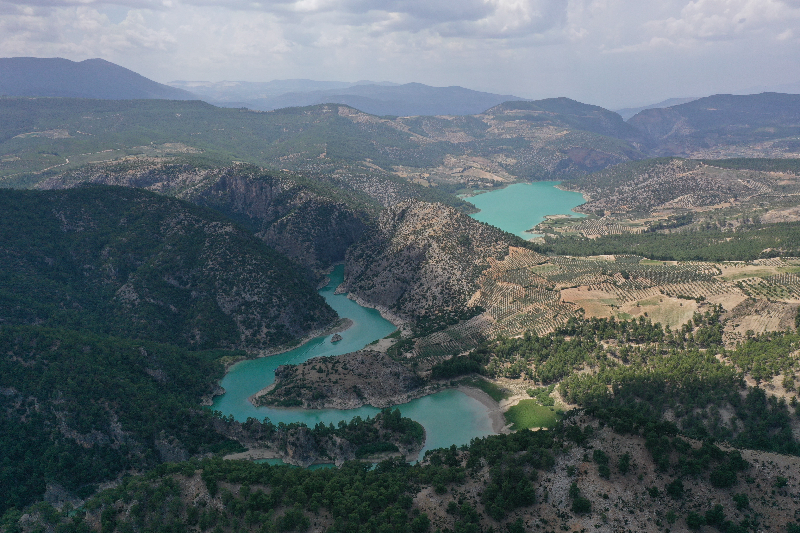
[0,56,196,100]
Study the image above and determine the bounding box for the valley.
[3,88,800,533]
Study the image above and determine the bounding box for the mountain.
[38,163,383,277]
[615,96,700,121]
[0,97,649,192]
[627,92,800,157]
[171,79,526,116]
[244,82,527,116]
[487,98,647,145]
[0,185,337,350]
[0,57,196,100]
[168,79,397,105]
[342,199,517,321]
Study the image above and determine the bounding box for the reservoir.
[212,266,495,458]
[467,181,585,239]
[213,183,585,458]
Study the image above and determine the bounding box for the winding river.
[212,181,585,459]
[212,267,495,458]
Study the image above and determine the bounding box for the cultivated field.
[411,248,800,356]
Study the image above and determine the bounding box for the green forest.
[0,186,336,349]
[539,221,800,261]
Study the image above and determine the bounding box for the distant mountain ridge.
[173,78,526,116]
[628,92,800,157]
[488,98,647,145]
[0,185,336,350]
[169,79,398,103]
[0,57,196,100]
[615,97,700,121]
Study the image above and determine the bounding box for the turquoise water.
[467,181,585,239]
[212,265,495,459]
[254,459,335,470]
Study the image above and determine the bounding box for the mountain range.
[171,80,527,116]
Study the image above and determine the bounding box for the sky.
[1,0,799,109]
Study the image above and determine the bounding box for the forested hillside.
[0,185,336,349]
[0,97,649,191]
[11,413,800,533]
[0,324,425,516]
[0,326,238,515]
[34,161,473,277]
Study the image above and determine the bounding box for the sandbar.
[457,385,511,434]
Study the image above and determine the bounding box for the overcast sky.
[1,0,799,109]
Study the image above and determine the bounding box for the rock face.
[257,350,425,409]
[37,164,370,277]
[341,200,514,321]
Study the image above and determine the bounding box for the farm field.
[412,248,800,357]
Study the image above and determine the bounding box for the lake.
[467,181,585,239]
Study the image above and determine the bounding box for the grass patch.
[504,400,563,430]
[459,377,510,402]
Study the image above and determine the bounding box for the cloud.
[641,0,800,46]
[0,0,798,109]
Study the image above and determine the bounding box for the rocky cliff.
[341,200,515,321]
[37,163,371,277]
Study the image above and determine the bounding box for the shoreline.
[258,317,355,358]
[247,382,512,436]
[554,181,591,204]
[340,291,408,328]
[205,317,355,405]
[223,448,281,461]
[456,385,511,434]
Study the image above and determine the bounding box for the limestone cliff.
[341,200,515,321]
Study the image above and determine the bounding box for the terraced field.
[411,249,800,357]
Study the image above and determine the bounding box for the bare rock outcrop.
[342,199,515,321]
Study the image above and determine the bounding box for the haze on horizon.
[1,0,799,110]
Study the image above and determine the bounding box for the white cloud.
[642,0,800,45]
[0,0,798,108]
